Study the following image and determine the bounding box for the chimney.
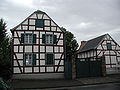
[80,41,86,49]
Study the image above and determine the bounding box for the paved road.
[40,83,120,90]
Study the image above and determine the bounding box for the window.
[24,53,36,66]
[35,19,44,28]
[46,34,53,44]
[46,53,54,65]
[24,34,32,44]
[107,43,112,50]
[21,34,36,44]
[42,34,57,44]
[25,54,32,66]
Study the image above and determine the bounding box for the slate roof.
[78,34,107,53]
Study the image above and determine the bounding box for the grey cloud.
[0,0,120,45]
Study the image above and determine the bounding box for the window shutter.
[32,54,36,66]
[42,34,46,43]
[53,35,57,44]
[21,34,24,43]
[107,43,112,50]
[24,54,26,66]
[33,34,36,44]
[46,53,54,65]
[36,19,44,28]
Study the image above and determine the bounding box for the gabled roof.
[78,34,107,53]
[11,10,65,33]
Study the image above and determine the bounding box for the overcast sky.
[0,0,120,45]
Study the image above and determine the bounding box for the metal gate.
[64,56,72,79]
[76,58,102,78]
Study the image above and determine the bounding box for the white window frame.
[25,53,33,66]
[24,34,32,44]
[46,34,53,44]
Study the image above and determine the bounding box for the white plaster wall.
[43,15,49,19]
[14,31,17,37]
[14,67,20,73]
[104,51,109,55]
[54,46,58,52]
[40,67,45,72]
[45,20,50,26]
[16,54,23,59]
[47,67,54,72]
[58,67,64,71]
[60,47,63,52]
[55,66,64,72]
[97,45,102,49]
[57,40,63,45]
[22,19,28,24]
[19,61,23,66]
[60,60,64,65]
[29,26,35,30]
[40,32,45,38]
[14,46,18,52]
[34,67,39,72]
[51,21,56,26]
[29,19,35,25]
[19,46,23,52]
[36,60,39,65]
[105,56,110,64]
[51,27,56,31]
[111,56,116,64]
[14,60,18,66]
[34,32,39,38]
[14,38,20,44]
[36,27,43,30]
[25,46,32,52]
[55,54,61,59]
[46,46,53,52]
[18,31,24,37]
[23,26,28,30]
[34,46,38,52]
[38,14,42,19]
[60,34,63,39]
[55,60,59,65]
[40,46,45,52]
[25,67,32,72]
[30,14,37,18]
[57,27,61,32]
[40,60,45,65]
[16,26,21,30]
[118,57,120,62]
[40,54,45,59]
[45,27,50,31]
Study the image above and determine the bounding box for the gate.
[64,56,72,79]
[76,58,102,78]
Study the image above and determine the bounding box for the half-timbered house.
[77,34,120,74]
[11,10,65,79]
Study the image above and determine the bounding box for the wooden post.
[101,56,106,76]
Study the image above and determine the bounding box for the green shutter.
[33,54,36,66]
[46,53,54,65]
[53,35,57,44]
[24,54,26,66]
[33,34,36,44]
[107,43,112,50]
[36,19,44,28]
[42,34,46,43]
[21,34,24,43]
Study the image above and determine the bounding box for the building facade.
[77,34,120,74]
[11,10,65,79]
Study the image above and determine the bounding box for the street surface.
[41,83,120,90]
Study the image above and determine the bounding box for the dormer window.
[107,43,112,50]
[35,19,44,28]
